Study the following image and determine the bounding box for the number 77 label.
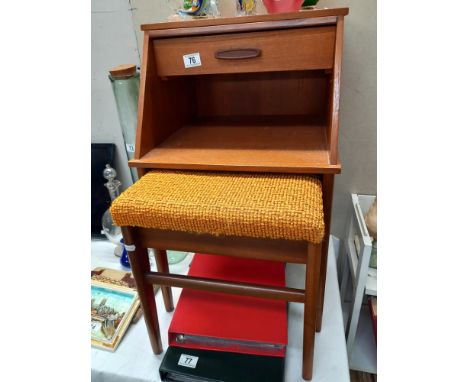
[183,53,202,68]
[178,353,199,368]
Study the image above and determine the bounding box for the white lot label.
[183,53,202,68]
[178,354,199,368]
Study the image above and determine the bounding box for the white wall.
[321,0,377,238]
[92,0,140,189]
[92,0,376,239]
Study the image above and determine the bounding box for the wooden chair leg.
[316,173,335,332]
[122,227,163,354]
[315,234,329,332]
[155,249,174,312]
[302,243,322,381]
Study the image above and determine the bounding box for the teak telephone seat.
[113,8,348,381]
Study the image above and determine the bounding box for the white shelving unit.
[339,194,377,374]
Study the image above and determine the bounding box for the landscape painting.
[91,281,139,351]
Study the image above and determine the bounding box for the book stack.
[159,254,287,382]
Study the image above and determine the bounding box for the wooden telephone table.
[111,8,348,381]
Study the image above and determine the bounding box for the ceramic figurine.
[365,198,377,269]
[365,198,377,239]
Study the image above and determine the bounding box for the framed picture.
[91,280,139,351]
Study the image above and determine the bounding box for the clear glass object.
[109,65,140,183]
[101,164,123,246]
[237,0,256,15]
[148,249,189,266]
[208,0,220,16]
[167,250,190,265]
[100,164,188,265]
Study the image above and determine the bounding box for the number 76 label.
[183,53,202,68]
[178,353,199,368]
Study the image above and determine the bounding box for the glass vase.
[167,250,190,265]
[109,65,140,183]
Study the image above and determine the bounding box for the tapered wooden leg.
[303,243,322,380]
[155,249,174,312]
[122,227,163,354]
[316,174,335,332]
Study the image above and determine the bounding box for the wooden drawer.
[153,26,336,76]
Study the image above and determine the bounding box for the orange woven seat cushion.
[110,170,325,243]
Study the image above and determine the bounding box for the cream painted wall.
[320,0,377,238]
[92,0,376,238]
[92,0,140,189]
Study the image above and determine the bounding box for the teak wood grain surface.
[195,71,329,117]
[154,27,336,76]
[140,8,349,31]
[130,120,341,174]
[129,8,349,380]
[134,11,345,174]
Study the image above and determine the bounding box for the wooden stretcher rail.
[144,272,306,303]
[137,228,309,264]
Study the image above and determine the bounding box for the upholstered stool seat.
[110,170,325,244]
[110,169,327,380]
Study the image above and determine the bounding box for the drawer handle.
[215,48,261,60]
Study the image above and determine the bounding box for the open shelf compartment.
[132,70,341,174]
[131,116,338,173]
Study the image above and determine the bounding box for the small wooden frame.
[91,281,140,351]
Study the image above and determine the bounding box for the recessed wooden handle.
[215,48,261,60]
